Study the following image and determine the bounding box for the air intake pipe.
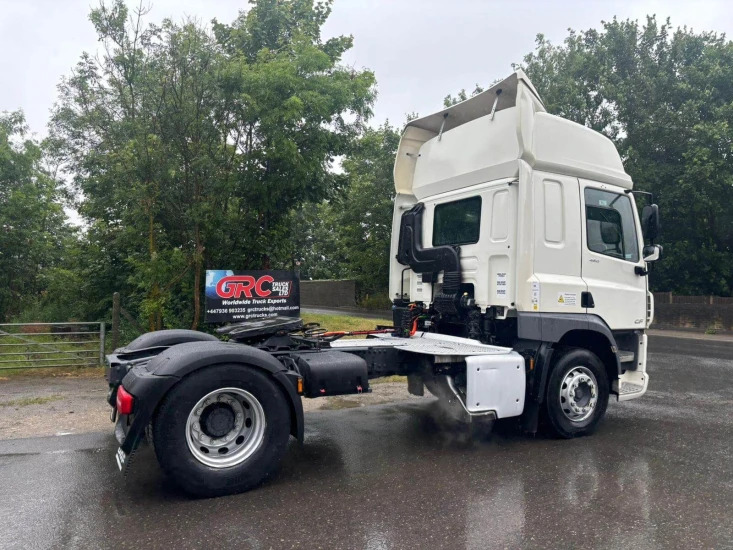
[396,203,462,312]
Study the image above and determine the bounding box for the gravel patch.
[0,375,111,439]
[0,375,429,440]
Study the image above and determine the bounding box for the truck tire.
[152,363,291,497]
[542,347,609,439]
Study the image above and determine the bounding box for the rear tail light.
[116,385,135,415]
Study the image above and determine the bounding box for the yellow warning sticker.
[557,292,577,307]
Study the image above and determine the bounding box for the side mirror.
[643,244,663,262]
[641,204,660,241]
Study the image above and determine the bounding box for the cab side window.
[433,196,481,246]
[585,188,639,262]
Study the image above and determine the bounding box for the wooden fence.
[653,292,733,305]
[652,293,733,332]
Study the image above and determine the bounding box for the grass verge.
[0,366,105,380]
[300,313,391,333]
[0,395,63,407]
[371,375,407,384]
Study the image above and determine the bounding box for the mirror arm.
[642,244,662,263]
[626,189,655,203]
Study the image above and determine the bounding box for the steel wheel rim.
[186,387,266,468]
[559,366,598,422]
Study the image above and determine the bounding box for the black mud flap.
[114,415,136,476]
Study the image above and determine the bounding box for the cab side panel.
[419,180,518,310]
[531,170,586,313]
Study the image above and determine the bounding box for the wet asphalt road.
[1,337,731,549]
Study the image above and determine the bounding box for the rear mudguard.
[118,341,304,456]
[115,329,218,353]
[107,330,221,392]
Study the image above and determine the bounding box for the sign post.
[205,270,300,323]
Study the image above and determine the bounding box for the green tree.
[336,122,400,298]
[0,111,71,320]
[516,16,733,295]
[297,122,400,304]
[209,0,376,272]
[443,83,485,107]
[50,1,179,329]
[49,0,376,329]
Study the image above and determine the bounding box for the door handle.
[581,291,595,308]
[635,266,648,276]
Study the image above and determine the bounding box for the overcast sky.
[2,0,733,138]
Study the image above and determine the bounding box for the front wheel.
[153,364,291,497]
[542,347,610,438]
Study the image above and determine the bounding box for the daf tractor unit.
[105,70,662,497]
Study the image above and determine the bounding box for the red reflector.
[116,385,134,415]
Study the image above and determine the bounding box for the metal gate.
[0,322,105,371]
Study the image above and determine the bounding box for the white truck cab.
[390,70,661,434]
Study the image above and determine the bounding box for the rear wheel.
[542,347,609,438]
[153,364,291,497]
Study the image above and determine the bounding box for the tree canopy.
[0,112,72,321]
[296,122,399,306]
[47,0,375,329]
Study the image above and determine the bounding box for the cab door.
[580,180,647,330]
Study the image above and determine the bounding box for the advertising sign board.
[205,270,300,323]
